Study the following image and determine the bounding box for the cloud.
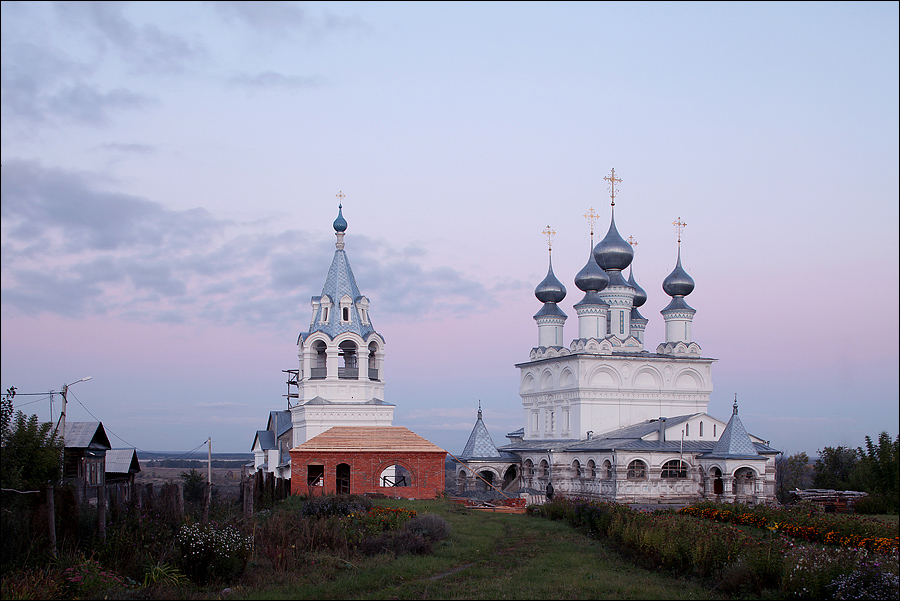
[96,143,157,155]
[0,41,155,130]
[227,71,326,91]
[52,1,204,75]
[1,160,496,326]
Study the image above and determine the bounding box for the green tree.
[857,431,899,498]
[775,451,812,503]
[180,468,206,505]
[812,445,861,490]
[1,388,63,490]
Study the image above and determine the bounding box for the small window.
[322,307,329,322]
[588,460,596,478]
[573,460,582,478]
[604,460,613,479]
[713,424,717,437]
[342,307,350,321]
[685,423,690,437]
[627,460,647,479]
[700,421,704,437]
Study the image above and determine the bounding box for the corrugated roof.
[293,426,446,453]
[254,430,276,451]
[64,422,110,450]
[105,448,140,474]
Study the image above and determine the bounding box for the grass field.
[232,498,726,600]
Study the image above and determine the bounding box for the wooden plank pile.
[790,488,868,512]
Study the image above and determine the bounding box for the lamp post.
[58,376,92,481]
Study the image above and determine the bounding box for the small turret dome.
[575,251,609,293]
[627,267,647,308]
[333,204,348,232]
[593,213,633,271]
[663,248,695,297]
[535,258,567,303]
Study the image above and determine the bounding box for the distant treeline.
[145,459,248,469]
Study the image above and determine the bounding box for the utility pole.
[207,437,212,484]
[57,377,92,481]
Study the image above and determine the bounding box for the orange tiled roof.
[292,426,446,453]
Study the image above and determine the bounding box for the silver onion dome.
[627,267,647,308]
[662,248,695,297]
[593,212,634,271]
[333,204,348,232]
[535,258,567,303]
[575,251,609,293]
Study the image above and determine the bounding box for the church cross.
[673,217,687,244]
[335,190,346,205]
[584,207,599,243]
[627,235,638,248]
[543,225,556,254]
[604,168,622,207]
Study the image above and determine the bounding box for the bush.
[175,522,251,585]
[852,493,898,515]
[404,514,450,544]
[300,494,372,518]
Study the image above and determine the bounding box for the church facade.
[459,170,778,505]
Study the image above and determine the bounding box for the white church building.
[252,202,394,479]
[457,170,778,505]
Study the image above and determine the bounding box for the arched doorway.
[336,463,351,494]
[502,465,518,490]
[478,470,494,491]
[712,467,724,495]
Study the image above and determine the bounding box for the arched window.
[700,421,704,437]
[342,306,350,322]
[524,459,534,477]
[604,460,613,479]
[588,459,596,478]
[685,423,690,437]
[338,340,358,379]
[661,460,688,479]
[713,424,717,437]
[540,459,549,478]
[627,460,647,479]
[573,460,582,478]
[311,341,327,379]
[368,342,379,380]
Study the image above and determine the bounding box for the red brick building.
[289,426,446,499]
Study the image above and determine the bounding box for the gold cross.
[603,168,622,207]
[542,225,556,253]
[584,207,599,242]
[335,191,346,206]
[627,235,638,248]
[673,217,687,244]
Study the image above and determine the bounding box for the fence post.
[242,475,253,519]
[98,484,107,542]
[45,485,57,557]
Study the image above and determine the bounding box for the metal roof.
[105,448,140,474]
[459,408,518,461]
[63,422,111,450]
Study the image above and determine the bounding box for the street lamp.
[58,376,92,447]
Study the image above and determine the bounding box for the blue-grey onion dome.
[593,213,634,271]
[662,249,695,297]
[575,252,609,293]
[627,268,647,308]
[535,259,567,303]
[333,204,348,232]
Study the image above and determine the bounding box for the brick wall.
[290,449,446,499]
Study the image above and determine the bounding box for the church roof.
[253,430,276,451]
[302,205,377,341]
[703,399,760,459]
[292,426,445,453]
[459,406,518,461]
[302,396,394,406]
